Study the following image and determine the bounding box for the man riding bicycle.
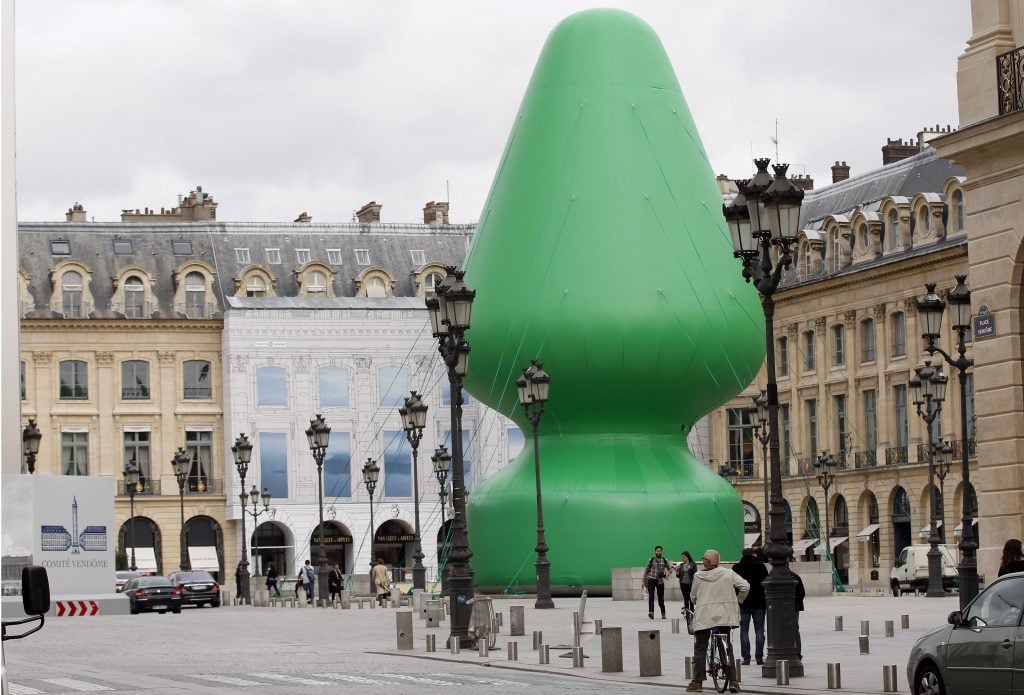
[686,549,750,693]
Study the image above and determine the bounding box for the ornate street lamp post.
[916,277,979,608]
[171,447,191,571]
[362,458,380,569]
[517,360,553,609]
[306,414,332,602]
[749,390,771,525]
[231,433,253,602]
[426,267,477,647]
[400,391,429,591]
[814,452,837,570]
[724,158,805,677]
[935,443,953,543]
[243,486,272,576]
[22,418,41,474]
[909,361,949,597]
[123,456,144,572]
[432,445,451,595]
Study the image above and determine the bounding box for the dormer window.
[355,249,370,266]
[50,240,71,255]
[327,249,343,265]
[919,207,930,233]
[366,276,386,297]
[62,270,83,317]
[246,275,267,297]
[184,271,206,318]
[859,225,868,251]
[410,250,426,265]
[266,248,281,264]
[306,270,327,295]
[953,191,965,232]
[235,248,251,263]
[124,276,145,318]
[296,249,311,264]
[172,240,193,255]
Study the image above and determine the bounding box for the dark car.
[167,571,221,607]
[124,576,182,615]
[907,571,1024,694]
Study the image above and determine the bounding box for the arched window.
[424,272,443,297]
[62,270,83,317]
[919,206,930,234]
[832,230,841,271]
[859,225,868,252]
[953,191,965,232]
[245,275,267,297]
[305,270,327,295]
[366,276,386,297]
[184,271,206,318]
[124,276,145,318]
[805,498,820,538]
[888,210,899,250]
[834,496,849,530]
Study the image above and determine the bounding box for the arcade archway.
[117,516,161,574]
[184,515,223,581]
[374,519,414,580]
[308,521,354,574]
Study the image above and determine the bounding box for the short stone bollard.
[859,634,870,654]
[827,662,842,689]
[684,656,693,680]
[510,605,525,636]
[861,620,870,635]
[340,590,350,609]
[776,660,790,685]
[600,626,623,673]
[507,641,518,660]
[882,664,899,692]
[538,644,550,664]
[426,634,436,652]
[288,597,297,608]
[835,616,844,631]
[594,619,602,636]
[637,630,662,677]
[571,646,584,668]
[426,608,443,628]
[532,630,543,650]
[396,611,413,650]
[671,618,680,634]
[901,614,910,629]
[478,638,489,657]
[884,620,894,637]
[390,587,401,607]
[449,637,460,654]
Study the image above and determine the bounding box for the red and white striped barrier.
[55,600,99,616]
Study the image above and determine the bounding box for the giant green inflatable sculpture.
[462,9,764,592]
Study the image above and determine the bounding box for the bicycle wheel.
[707,636,724,693]
[712,635,730,693]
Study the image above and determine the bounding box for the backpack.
[304,565,315,583]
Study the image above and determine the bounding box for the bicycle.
[706,628,732,694]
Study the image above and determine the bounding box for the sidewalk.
[381,593,953,694]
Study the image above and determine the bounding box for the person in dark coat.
[265,561,281,597]
[732,548,769,665]
[328,562,343,602]
[793,569,806,661]
[998,538,1024,576]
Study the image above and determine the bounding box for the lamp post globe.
[400,391,429,591]
[362,458,380,571]
[306,415,331,603]
[171,447,191,571]
[22,418,42,475]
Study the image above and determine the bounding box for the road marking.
[192,674,270,686]
[311,673,391,685]
[9,684,45,695]
[372,673,461,685]
[251,673,334,686]
[433,673,531,687]
[40,678,114,692]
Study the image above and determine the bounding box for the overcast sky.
[15,1,969,224]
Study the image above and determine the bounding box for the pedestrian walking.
[642,545,670,619]
[733,548,768,665]
[302,559,316,604]
[998,538,1024,576]
[686,549,749,693]
[792,568,805,662]
[265,561,281,597]
[676,550,697,614]
[371,558,391,607]
[328,562,343,602]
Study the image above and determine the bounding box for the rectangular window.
[444,429,472,493]
[235,248,250,263]
[113,239,133,254]
[780,404,792,464]
[383,430,411,498]
[804,331,816,371]
[171,240,192,255]
[186,430,213,492]
[891,312,906,357]
[295,248,311,264]
[50,240,71,255]
[378,366,408,406]
[507,427,525,461]
[806,398,818,458]
[327,249,343,265]
[59,360,88,399]
[183,360,212,399]
[355,249,370,266]
[61,431,89,476]
[727,408,755,477]
[777,337,789,377]
[258,432,288,500]
[861,319,876,362]
[121,360,150,400]
[409,250,426,266]
[318,366,349,407]
[257,366,287,406]
[894,384,908,449]
[834,395,847,458]
[324,432,351,498]
[265,248,281,264]
[123,430,152,484]
[832,325,845,366]
[863,389,877,452]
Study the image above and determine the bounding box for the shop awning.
[953,519,979,537]
[188,546,220,571]
[744,532,762,548]
[128,546,158,573]
[919,520,943,539]
[792,538,818,554]
[829,536,849,550]
[856,523,880,540]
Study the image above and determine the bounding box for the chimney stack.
[831,161,850,183]
[65,202,87,222]
[423,200,450,225]
[294,212,312,223]
[881,137,920,165]
[356,201,382,224]
[789,174,814,192]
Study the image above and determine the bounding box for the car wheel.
[172,608,181,614]
[890,580,901,597]
[129,604,138,615]
[211,600,220,608]
[159,610,167,614]
[915,663,945,695]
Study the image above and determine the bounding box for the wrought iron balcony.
[116,478,161,496]
[885,446,908,466]
[949,438,978,460]
[855,450,877,468]
[185,477,223,495]
[997,45,1024,115]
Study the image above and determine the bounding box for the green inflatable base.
[466,433,743,591]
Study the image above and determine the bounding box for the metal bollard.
[835,616,844,631]
[859,634,870,654]
[637,630,662,677]
[539,644,550,664]
[396,611,413,650]
[532,630,543,650]
[684,656,693,680]
[510,605,525,636]
[671,618,680,634]
[507,641,518,661]
[572,646,584,668]
[600,626,623,673]
[901,614,910,629]
[827,662,842,689]
[478,638,489,657]
[426,634,436,652]
[776,660,790,686]
[733,660,741,682]
[884,620,894,637]
[882,664,898,692]
[449,637,460,655]
[861,620,870,635]
[594,619,602,636]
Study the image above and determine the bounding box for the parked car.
[166,571,220,607]
[114,570,148,592]
[124,576,182,615]
[890,544,958,595]
[907,571,1024,695]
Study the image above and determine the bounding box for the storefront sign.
[375,534,415,543]
[311,533,353,545]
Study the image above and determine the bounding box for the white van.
[890,544,958,595]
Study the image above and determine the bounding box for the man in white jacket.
[686,549,750,693]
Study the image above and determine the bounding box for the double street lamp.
[122,457,144,572]
[909,361,949,597]
[517,360,553,609]
[22,419,41,474]
[916,277,979,608]
[171,447,191,571]
[723,157,805,678]
[814,452,838,569]
[400,391,429,591]
[243,485,272,576]
[231,433,254,602]
[362,458,380,568]
[749,390,771,521]
[306,414,332,601]
[432,445,451,594]
[426,266,477,647]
